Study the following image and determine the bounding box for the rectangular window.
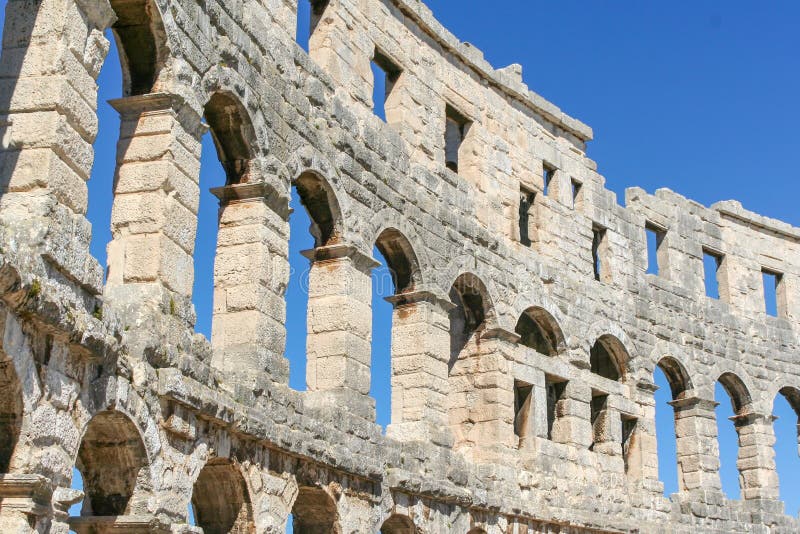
[590,392,608,451]
[592,225,608,282]
[445,104,470,173]
[703,249,723,299]
[762,269,784,317]
[295,0,329,51]
[519,187,536,247]
[370,50,401,122]
[621,415,638,474]
[645,222,666,276]
[514,380,534,445]
[546,377,567,441]
[543,163,556,196]
[571,179,583,209]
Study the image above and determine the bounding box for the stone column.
[303,243,379,419]
[669,396,722,493]
[385,290,454,446]
[634,380,661,486]
[0,0,114,291]
[551,381,592,449]
[210,181,291,386]
[450,328,517,463]
[732,411,780,502]
[104,94,204,324]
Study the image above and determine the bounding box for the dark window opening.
[590,392,609,451]
[762,268,783,317]
[445,104,469,173]
[645,222,666,276]
[592,225,607,282]
[703,249,723,299]
[296,0,330,51]
[622,415,638,474]
[371,50,401,122]
[519,187,536,247]
[546,377,567,440]
[514,380,534,445]
[571,179,583,209]
[543,163,556,196]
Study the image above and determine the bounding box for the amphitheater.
[0,0,798,532]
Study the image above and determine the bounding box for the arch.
[514,306,565,356]
[75,410,151,516]
[293,171,343,248]
[656,356,693,400]
[374,228,421,294]
[380,513,418,534]
[449,272,496,368]
[0,353,22,473]
[191,458,255,534]
[204,92,257,185]
[109,0,168,96]
[717,372,753,416]
[778,386,800,418]
[290,485,340,533]
[590,334,629,381]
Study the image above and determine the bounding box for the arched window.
[653,357,692,495]
[371,228,421,429]
[448,273,494,370]
[380,514,417,534]
[191,459,255,534]
[109,0,165,96]
[514,307,565,356]
[715,373,753,500]
[290,486,340,533]
[0,355,22,473]
[590,334,628,382]
[773,387,800,516]
[71,411,150,517]
[285,171,343,390]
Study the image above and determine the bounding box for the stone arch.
[203,92,259,185]
[191,458,255,534]
[108,0,169,96]
[74,410,152,516]
[366,208,433,287]
[374,227,421,294]
[590,334,630,382]
[293,170,344,248]
[656,356,693,400]
[448,272,496,370]
[717,372,753,416]
[514,306,566,356]
[0,351,22,473]
[290,485,341,533]
[380,513,418,534]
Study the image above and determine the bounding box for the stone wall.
[0,0,797,532]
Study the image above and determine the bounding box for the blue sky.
[2,0,797,523]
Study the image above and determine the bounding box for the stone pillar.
[732,411,780,502]
[0,0,113,291]
[105,94,204,323]
[385,290,454,446]
[669,396,722,493]
[303,243,379,419]
[210,181,291,386]
[449,328,517,463]
[591,396,621,458]
[634,380,661,486]
[551,381,592,449]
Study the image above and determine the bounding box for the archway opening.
[191,458,255,534]
[653,357,692,496]
[514,307,564,356]
[380,513,417,534]
[448,273,493,371]
[773,387,800,516]
[108,0,164,96]
[590,335,628,382]
[285,172,342,391]
[715,373,752,500]
[290,486,339,533]
[0,355,22,473]
[72,411,150,517]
